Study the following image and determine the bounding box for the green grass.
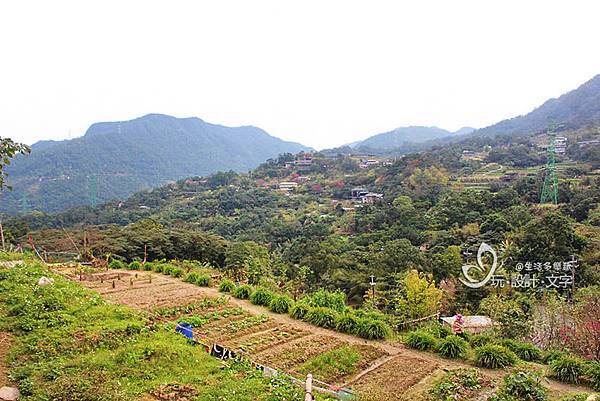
[0,251,33,261]
[0,261,331,400]
[298,345,362,383]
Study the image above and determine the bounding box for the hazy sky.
[1,1,599,150]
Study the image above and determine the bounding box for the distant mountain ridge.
[337,74,600,155]
[353,126,475,151]
[0,114,310,214]
[471,74,600,137]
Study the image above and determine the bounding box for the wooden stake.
[305,374,313,401]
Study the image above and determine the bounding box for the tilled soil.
[351,355,439,400]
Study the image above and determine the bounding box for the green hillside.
[0,114,310,214]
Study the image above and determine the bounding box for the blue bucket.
[176,322,194,339]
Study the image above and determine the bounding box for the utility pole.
[369,275,376,300]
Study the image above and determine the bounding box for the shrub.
[437,335,469,359]
[469,334,494,348]
[170,268,183,278]
[423,322,452,339]
[128,261,142,270]
[233,284,253,299]
[307,289,347,312]
[218,279,235,293]
[475,344,517,369]
[269,295,293,314]
[495,371,548,401]
[428,368,483,400]
[405,330,437,351]
[250,287,274,306]
[108,259,125,269]
[152,263,164,273]
[195,275,210,287]
[507,342,542,362]
[587,361,600,391]
[184,272,199,284]
[162,265,174,275]
[542,349,566,365]
[550,356,585,384]
[356,318,390,340]
[141,262,153,271]
[305,307,337,329]
[335,313,360,335]
[290,301,311,320]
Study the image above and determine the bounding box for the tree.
[394,270,443,321]
[225,241,269,281]
[514,211,585,263]
[0,137,30,190]
[479,293,531,339]
[406,165,449,204]
[563,286,600,361]
[286,265,314,301]
[430,245,462,279]
[371,238,423,274]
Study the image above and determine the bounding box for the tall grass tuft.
[269,295,293,314]
[437,335,468,359]
[405,330,438,351]
[475,344,517,369]
[550,356,584,384]
[218,279,235,293]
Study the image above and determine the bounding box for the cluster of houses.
[554,136,567,154]
[358,159,379,169]
[577,139,600,147]
[350,187,384,204]
[284,155,313,169]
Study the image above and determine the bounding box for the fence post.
[305,373,313,401]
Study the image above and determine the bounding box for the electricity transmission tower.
[540,126,559,204]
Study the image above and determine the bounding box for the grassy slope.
[0,258,329,400]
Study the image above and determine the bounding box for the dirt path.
[70,269,594,399]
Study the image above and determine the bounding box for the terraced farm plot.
[255,334,345,370]
[227,324,309,354]
[351,355,439,400]
[64,269,209,309]
[295,344,387,384]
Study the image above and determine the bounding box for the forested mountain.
[0,114,309,214]
[472,74,600,137]
[353,126,463,151]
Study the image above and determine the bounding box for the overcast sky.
[1,1,599,150]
